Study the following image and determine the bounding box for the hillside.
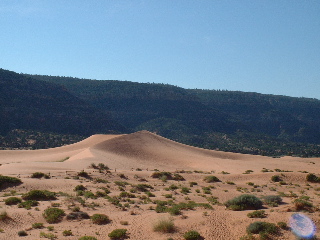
[26,73,320,157]
[0,69,127,138]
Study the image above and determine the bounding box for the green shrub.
[225,194,263,211]
[43,208,65,223]
[4,197,22,205]
[32,222,44,229]
[108,229,128,239]
[62,230,73,236]
[151,172,173,180]
[271,175,281,182]
[22,190,56,201]
[78,237,97,240]
[74,185,86,191]
[0,210,9,221]
[293,198,314,212]
[277,222,288,230]
[306,173,320,183]
[0,175,22,189]
[183,230,201,240]
[39,232,57,239]
[203,175,220,183]
[247,210,267,218]
[246,221,279,236]
[261,195,282,207]
[91,214,111,225]
[77,171,90,178]
[31,172,50,179]
[181,187,190,194]
[66,211,90,220]
[18,230,28,236]
[173,173,185,181]
[153,218,176,233]
[18,200,39,209]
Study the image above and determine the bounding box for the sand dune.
[0,131,319,239]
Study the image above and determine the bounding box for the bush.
[225,194,263,211]
[18,200,39,209]
[0,210,9,221]
[74,185,86,191]
[183,230,201,240]
[108,229,128,239]
[66,211,90,220]
[32,222,44,229]
[246,221,279,236]
[43,208,65,223]
[4,197,22,205]
[31,172,50,179]
[203,175,220,183]
[91,214,111,225]
[306,173,320,183]
[247,210,267,218]
[62,230,73,236]
[277,222,288,230]
[293,198,313,212]
[22,190,56,201]
[151,172,172,180]
[39,232,57,239]
[261,195,282,207]
[77,171,90,178]
[0,175,22,189]
[271,175,281,182]
[153,218,176,233]
[18,230,28,236]
[78,237,97,240]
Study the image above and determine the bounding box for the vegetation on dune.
[183,230,202,240]
[22,190,56,201]
[108,229,128,239]
[91,214,111,225]
[0,175,22,189]
[153,218,176,233]
[225,194,263,211]
[43,208,65,224]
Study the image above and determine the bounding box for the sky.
[1,0,320,99]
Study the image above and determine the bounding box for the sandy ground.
[0,130,319,239]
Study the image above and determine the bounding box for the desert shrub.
[181,187,190,194]
[168,184,179,190]
[43,208,65,223]
[32,222,44,229]
[261,195,282,207]
[119,191,136,198]
[4,197,22,205]
[66,211,90,220]
[293,198,314,212]
[306,173,320,183]
[120,220,128,225]
[151,172,172,179]
[189,182,198,187]
[183,230,201,240]
[91,214,111,225]
[39,232,57,239]
[247,210,267,218]
[83,191,96,199]
[22,190,56,201]
[77,171,90,178]
[78,237,97,240]
[271,175,281,182]
[153,218,176,233]
[203,175,220,183]
[31,172,49,179]
[225,194,263,211]
[18,200,39,209]
[167,205,181,215]
[246,221,279,236]
[74,185,86,191]
[277,222,288,230]
[173,173,185,181]
[0,210,9,221]
[108,229,128,239]
[114,181,129,187]
[62,230,73,236]
[0,175,22,189]
[146,191,155,197]
[134,184,153,192]
[18,230,28,236]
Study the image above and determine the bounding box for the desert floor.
[0,130,319,240]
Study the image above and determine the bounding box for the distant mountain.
[1,70,318,157]
[0,69,127,137]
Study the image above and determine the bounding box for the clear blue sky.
[1,0,320,99]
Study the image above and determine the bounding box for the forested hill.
[25,73,320,157]
[0,69,126,137]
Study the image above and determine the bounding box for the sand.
[0,130,319,239]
